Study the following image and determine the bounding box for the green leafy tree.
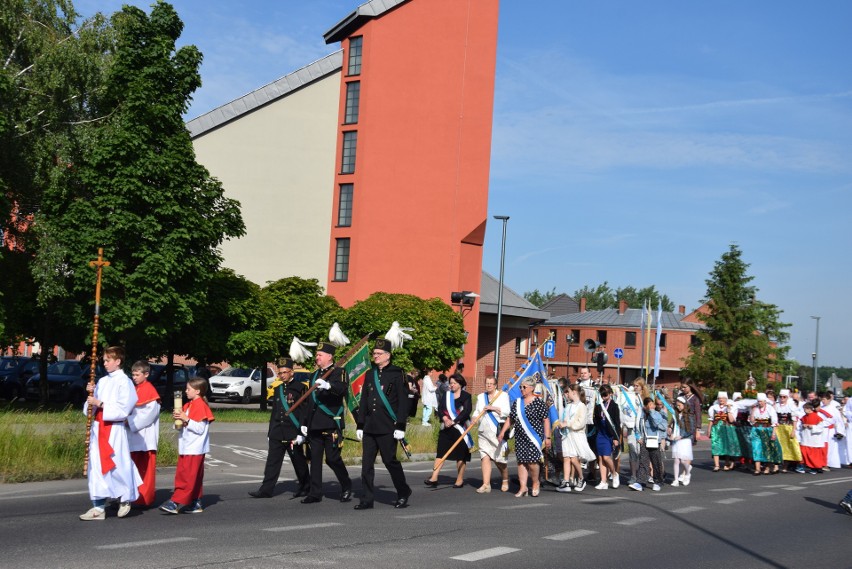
[1,0,111,393]
[682,244,791,394]
[226,277,341,410]
[37,2,245,365]
[616,285,675,312]
[339,292,466,372]
[523,287,559,307]
[573,282,616,310]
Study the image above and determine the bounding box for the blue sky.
[74,1,852,369]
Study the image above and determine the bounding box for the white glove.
[300,426,308,436]
[294,435,304,445]
[315,379,331,390]
[393,430,405,440]
[356,429,364,441]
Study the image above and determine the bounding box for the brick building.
[531,299,706,388]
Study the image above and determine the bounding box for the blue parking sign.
[544,340,555,358]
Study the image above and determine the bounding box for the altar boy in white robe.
[80,346,142,520]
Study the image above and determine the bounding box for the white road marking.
[670,506,705,514]
[544,529,597,541]
[97,537,196,550]
[716,498,744,504]
[397,511,460,520]
[802,475,852,485]
[751,491,777,497]
[709,487,742,492]
[616,516,655,526]
[451,547,521,562]
[580,497,626,503]
[498,502,550,510]
[264,522,343,532]
[781,486,805,491]
[657,491,688,496]
[211,444,269,461]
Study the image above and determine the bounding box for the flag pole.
[83,248,110,476]
[285,333,372,416]
[431,347,544,473]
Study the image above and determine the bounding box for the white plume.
[289,336,316,364]
[384,321,413,350]
[328,322,350,347]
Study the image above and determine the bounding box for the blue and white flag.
[653,300,663,380]
[503,351,546,404]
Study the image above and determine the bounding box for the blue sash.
[446,391,473,448]
[484,393,501,429]
[516,398,542,452]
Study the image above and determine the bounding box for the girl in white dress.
[553,383,595,492]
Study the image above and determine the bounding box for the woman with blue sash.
[425,374,472,488]
[498,377,551,497]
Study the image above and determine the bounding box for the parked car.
[25,360,105,405]
[208,367,274,403]
[145,363,191,406]
[0,356,39,399]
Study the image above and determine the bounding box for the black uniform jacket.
[305,365,348,431]
[356,364,408,434]
[267,379,308,441]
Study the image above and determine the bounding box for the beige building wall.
[191,70,341,286]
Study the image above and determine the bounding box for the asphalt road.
[1,425,850,569]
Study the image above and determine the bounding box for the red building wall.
[325,0,499,371]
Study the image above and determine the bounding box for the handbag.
[645,435,660,449]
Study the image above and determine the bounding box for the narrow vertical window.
[344,81,360,124]
[338,184,353,227]
[348,36,362,75]
[334,238,350,281]
[341,131,357,174]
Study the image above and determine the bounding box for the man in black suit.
[300,342,352,504]
[249,358,310,499]
[354,338,411,510]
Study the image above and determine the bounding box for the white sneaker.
[611,474,620,489]
[575,480,586,492]
[628,482,643,492]
[79,507,105,521]
[671,480,680,487]
[556,482,572,493]
[594,482,608,490]
[652,484,661,492]
[117,501,131,518]
[683,474,691,486]
[678,473,685,482]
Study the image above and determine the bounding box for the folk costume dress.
[171,397,214,506]
[510,396,549,464]
[84,369,142,504]
[749,404,782,464]
[475,391,510,464]
[819,404,846,469]
[126,379,160,506]
[436,390,473,462]
[559,401,595,462]
[774,400,803,463]
[709,402,741,458]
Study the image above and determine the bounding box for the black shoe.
[248,491,272,499]
[340,490,353,503]
[424,478,438,487]
[394,496,410,509]
[292,488,309,499]
[301,496,322,504]
[354,502,373,510]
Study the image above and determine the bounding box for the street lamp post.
[810,315,820,392]
[493,215,509,382]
